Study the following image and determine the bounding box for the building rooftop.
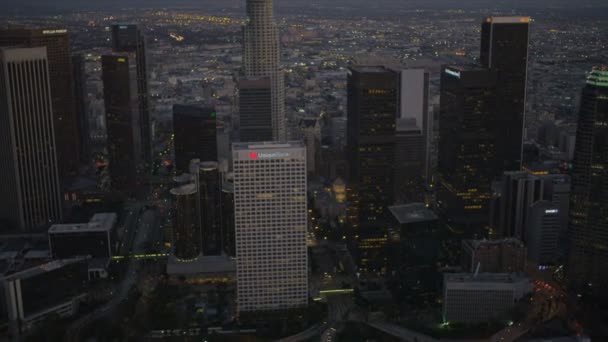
[349,65,392,73]
[464,238,525,250]
[232,141,305,150]
[586,67,608,88]
[173,173,193,184]
[170,183,197,196]
[4,257,88,281]
[485,16,531,24]
[389,203,438,224]
[49,213,117,234]
[444,272,528,284]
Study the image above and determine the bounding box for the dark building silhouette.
[461,238,526,273]
[110,24,151,163]
[238,77,273,142]
[437,65,497,231]
[0,28,80,178]
[72,54,90,164]
[190,160,222,256]
[387,204,440,306]
[101,54,142,195]
[222,176,236,257]
[567,67,608,302]
[171,184,201,261]
[490,171,570,240]
[172,104,218,172]
[480,16,530,172]
[48,213,117,259]
[0,47,63,231]
[347,66,398,274]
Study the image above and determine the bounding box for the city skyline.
[0,1,605,340]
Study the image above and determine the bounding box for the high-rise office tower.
[242,0,285,141]
[387,204,440,305]
[110,24,151,162]
[480,16,530,172]
[190,160,222,256]
[173,105,218,172]
[0,47,62,231]
[490,171,570,240]
[567,67,608,301]
[101,54,142,195]
[347,66,398,273]
[170,184,201,261]
[394,68,430,203]
[72,54,90,164]
[437,65,497,231]
[233,142,308,313]
[525,201,561,266]
[0,28,80,178]
[238,78,273,142]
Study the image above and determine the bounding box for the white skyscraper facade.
[242,0,286,141]
[233,142,308,313]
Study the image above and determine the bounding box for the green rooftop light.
[586,68,608,88]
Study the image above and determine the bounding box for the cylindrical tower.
[170,183,200,261]
[222,172,235,257]
[197,161,222,255]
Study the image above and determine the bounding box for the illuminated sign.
[545,209,559,214]
[117,58,126,63]
[119,25,129,29]
[42,29,67,35]
[249,151,290,160]
[368,89,387,95]
[444,69,461,79]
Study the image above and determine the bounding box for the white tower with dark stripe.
[0,47,62,231]
[243,0,286,141]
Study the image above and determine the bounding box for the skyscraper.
[72,54,90,164]
[190,160,222,256]
[0,47,62,231]
[347,66,398,273]
[567,67,608,301]
[525,201,561,266]
[110,24,151,162]
[242,0,286,141]
[238,78,273,143]
[437,65,497,231]
[233,142,308,313]
[480,16,530,172]
[101,54,142,195]
[0,28,80,178]
[490,171,570,240]
[393,69,430,203]
[170,184,201,261]
[172,104,218,172]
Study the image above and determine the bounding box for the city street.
[66,208,157,342]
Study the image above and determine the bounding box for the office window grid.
[234,150,308,313]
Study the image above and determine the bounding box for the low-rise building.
[48,213,117,259]
[443,273,532,324]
